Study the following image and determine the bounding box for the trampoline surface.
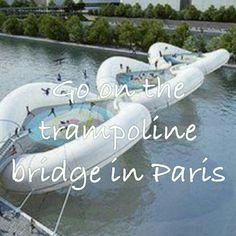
[116,70,173,91]
[23,101,115,147]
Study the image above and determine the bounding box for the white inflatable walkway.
[0,43,230,194]
[0,83,151,193]
[97,56,204,116]
[148,42,230,75]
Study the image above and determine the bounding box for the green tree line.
[89,3,236,23]
[0,0,37,8]
[0,0,85,9]
[0,12,235,61]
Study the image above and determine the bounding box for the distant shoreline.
[0,33,147,57]
[0,33,235,69]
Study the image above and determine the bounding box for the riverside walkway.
[85,15,236,34]
[0,196,54,236]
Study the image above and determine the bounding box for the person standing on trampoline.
[57,73,62,82]
[69,99,73,109]
[89,102,95,111]
[83,70,88,79]
[48,108,56,117]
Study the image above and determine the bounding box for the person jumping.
[26,106,35,117]
[41,88,50,96]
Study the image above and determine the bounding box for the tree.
[143,4,154,18]
[218,27,236,59]
[11,0,36,7]
[66,15,84,42]
[170,23,190,47]
[115,19,137,48]
[86,18,112,45]
[63,0,75,11]
[137,20,168,50]
[75,0,85,10]
[183,35,197,51]
[23,13,38,36]
[0,12,7,30]
[163,4,177,20]
[2,16,23,35]
[132,3,143,18]
[196,33,206,52]
[11,0,25,7]
[181,5,201,20]
[39,15,69,41]
[29,0,36,7]
[124,4,133,17]
[225,6,236,22]
[215,6,227,22]
[48,0,56,7]
[183,34,206,52]
[154,4,165,19]
[114,3,126,17]
[100,4,115,16]
[201,5,218,21]
[0,0,9,8]
[206,36,221,52]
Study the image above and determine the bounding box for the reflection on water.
[0,36,236,236]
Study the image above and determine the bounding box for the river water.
[0,36,236,236]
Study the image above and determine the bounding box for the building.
[4,0,120,7]
[191,0,236,11]
[80,0,120,9]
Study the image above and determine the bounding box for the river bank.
[0,33,147,57]
[0,32,235,69]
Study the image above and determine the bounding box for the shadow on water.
[26,142,154,235]
[145,146,233,222]
[1,141,154,235]
[218,68,236,97]
[143,96,234,223]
